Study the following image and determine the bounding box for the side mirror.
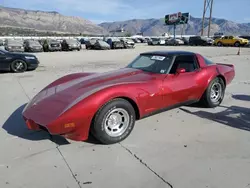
[176,68,186,74]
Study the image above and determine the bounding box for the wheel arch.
[217,74,226,87]
[10,58,27,72]
[114,96,140,120]
[198,73,226,100]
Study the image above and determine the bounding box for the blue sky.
[1,0,250,24]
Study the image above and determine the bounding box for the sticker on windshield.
[151,56,165,61]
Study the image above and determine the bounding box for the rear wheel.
[200,77,225,108]
[217,42,222,46]
[91,98,136,145]
[10,60,27,73]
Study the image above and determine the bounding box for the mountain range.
[0,6,250,36]
[0,6,107,35]
[99,17,250,36]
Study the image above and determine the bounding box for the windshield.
[7,40,23,45]
[126,54,174,74]
[49,40,59,43]
[29,41,41,45]
[112,38,120,42]
[151,38,159,41]
[0,49,8,53]
[66,39,78,44]
[98,40,109,46]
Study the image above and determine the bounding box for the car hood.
[22,68,153,125]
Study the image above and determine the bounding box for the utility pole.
[201,0,207,36]
[201,0,214,37]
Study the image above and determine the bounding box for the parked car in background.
[181,37,190,45]
[239,35,250,41]
[137,38,147,43]
[94,40,111,50]
[24,40,43,52]
[85,38,98,49]
[131,38,141,43]
[148,38,165,45]
[0,39,4,46]
[120,38,135,49]
[214,36,249,47]
[0,49,39,72]
[61,39,81,51]
[85,39,110,50]
[106,38,125,49]
[79,38,87,44]
[42,39,62,52]
[166,38,185,46]
[189,36,214,46]
[4,39,24,52]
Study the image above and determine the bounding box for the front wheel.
[91,98,136,145]
[10,60,27,73]
[200,77,225,108]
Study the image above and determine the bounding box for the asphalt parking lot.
[1,44,250,188]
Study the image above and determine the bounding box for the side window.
[203,57,214,65]
[169,55,199,74]
[224,36,228,39]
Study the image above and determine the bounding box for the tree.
[124,32,132,37]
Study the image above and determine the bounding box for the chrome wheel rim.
[210,82,222,103]
[104,108,130,137]
[14,61,25,71]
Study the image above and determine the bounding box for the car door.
[0,51,10,69]
[228,36,235,45]
[161,54,201,107]
[222,36,229,45]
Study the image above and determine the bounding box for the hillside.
[0,6,107,35]
[99,16,250,36]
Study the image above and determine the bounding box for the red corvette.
[22,51,235,144]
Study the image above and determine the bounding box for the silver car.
[5,39,24,52]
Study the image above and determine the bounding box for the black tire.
[234,41,240,47]
[10,60,28,73]
[217,42,222,46]
[200,77,225,108]
[91,98,136,145]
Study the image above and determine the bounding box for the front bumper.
[49,47,61,51]
[68,46,80,50]
[29,48,43,52]
[7,48,24,52]
[241,42,249,46]
[23,116,91,141]
[26,58,40,69]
